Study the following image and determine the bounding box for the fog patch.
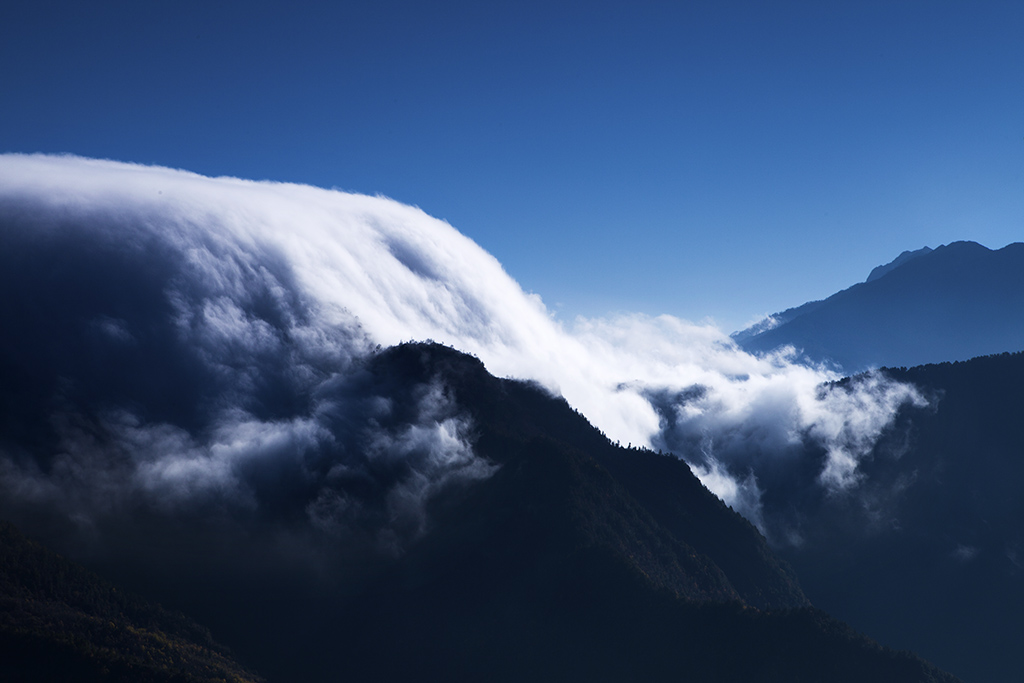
[953,544,979,562]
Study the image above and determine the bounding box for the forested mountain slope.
[0,521,261,683]
[1,344,961,683]
[776,351,1024,682]
[131,343,958,683]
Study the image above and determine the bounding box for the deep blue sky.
[3,0,1022,331]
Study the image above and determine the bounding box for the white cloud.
[367,379,496,551]
[0,154,926,537]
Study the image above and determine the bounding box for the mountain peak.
[737,240,1024,372]
[865,246,932,282]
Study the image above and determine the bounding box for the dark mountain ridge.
[134,344,959,682]
[775,350,1024,683]
[367,343,809,610]
[736,241,1024,372]
[1,343,960,682]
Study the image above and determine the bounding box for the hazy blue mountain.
[865,246,933,283]
[774,351,1024,683]
[735,241,1024,372]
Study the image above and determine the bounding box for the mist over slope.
[0,154,921,539]
[776,352,1024,683]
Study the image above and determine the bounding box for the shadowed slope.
[0,521,261,683]
[777,351,1024,683]
[0,342,961,682]
[196,343,958,683]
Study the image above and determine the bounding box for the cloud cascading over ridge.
[0,154,924,544]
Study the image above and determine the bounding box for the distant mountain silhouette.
[734,241,1024,372]
[0,520,262,683]
[774,351,1024,683]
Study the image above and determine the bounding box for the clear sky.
[3,0,1022,331]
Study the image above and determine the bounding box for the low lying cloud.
[0,154,925,546]
[953,544,979,562]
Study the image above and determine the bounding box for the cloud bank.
[0,154,923,544]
